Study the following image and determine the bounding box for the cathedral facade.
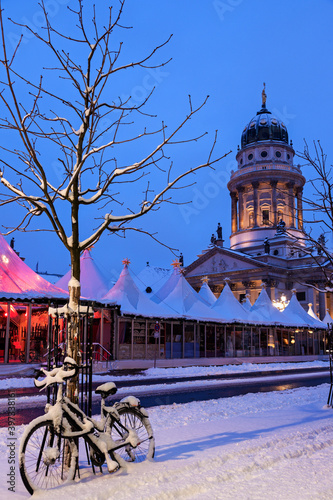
[185,91,333,320]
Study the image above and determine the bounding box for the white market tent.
[133,264,172,294]
[283,292,327,329]
[211,281,252,323]
[249,287,295,326]
[102,262,176,318]
[307,303,318,320]
[56,249,112,301]
[0,234,67,301]
[152,266,221,322]
[322,309,333,326]
[198,281,217,305]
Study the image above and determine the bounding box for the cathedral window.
[275,151,281,158]
[262,209,270,225]
[261,151,268,158]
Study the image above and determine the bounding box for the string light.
[272,294,289,311]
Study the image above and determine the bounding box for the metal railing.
[92,342,112,370]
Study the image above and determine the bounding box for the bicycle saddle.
[95,382,117,398]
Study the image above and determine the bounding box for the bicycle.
[19,357,155,495]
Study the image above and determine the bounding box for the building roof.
[241,103,289,148]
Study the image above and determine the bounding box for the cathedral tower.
[227,86,305,254]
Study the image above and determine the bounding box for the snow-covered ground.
[0,360,329,390]
[1,382,333,499]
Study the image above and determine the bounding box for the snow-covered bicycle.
[19,357,155,495]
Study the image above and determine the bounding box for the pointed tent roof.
[133,264,172,294]
[283,292,327,329]
[250,287,294,326]
[322,309,333,326]
[0,234,67,300]
[102,262,176,318]
[152,266,221,322]
[211,281,251,323]
[307,303,318,320]
[56,249,112,300]
[198,281,217,306]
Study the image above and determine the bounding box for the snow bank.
[1,384,333,499]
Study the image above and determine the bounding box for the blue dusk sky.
[0,0,333,282]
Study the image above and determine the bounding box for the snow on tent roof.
[322,309,333,326]
[211,281,252,323]
[56,249,112,300]
[151,266,221,322]
[283,292,327,329]
[0,234,67,300]
[198,281,217,306]
[307,303,318,320]
[250,287,294,326]
[133,264,172,294]
[102,262,177,318]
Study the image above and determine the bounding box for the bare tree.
[292,141,333,290]
[0,0,227,397]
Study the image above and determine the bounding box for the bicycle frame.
[37,363,143,473]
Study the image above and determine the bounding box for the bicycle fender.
[119,396,140,407]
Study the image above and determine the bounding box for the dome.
[241,104,289,148]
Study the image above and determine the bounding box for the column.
[296,187,304,230]
[252,181,259,227]
[308,287,317,316]
[131,318,134,359]
[237,186,245,230]
[100,309,104,361]
[286,182,295,228]
[113,310,118,360]
[25,303,32,362]
[270,180,278,226]
[4,302,10,363]
[230,191,238,233]
[319,291,327,321]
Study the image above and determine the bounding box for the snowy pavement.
[1,382,333,499]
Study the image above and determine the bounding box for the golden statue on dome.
[262,82,267,107]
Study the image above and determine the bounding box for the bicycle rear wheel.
[19,419,78,495]
[110,407,155,463]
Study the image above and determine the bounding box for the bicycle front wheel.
[110,407,155,463]
[19,419,77,495]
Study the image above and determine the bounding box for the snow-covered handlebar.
[34,357,79,390]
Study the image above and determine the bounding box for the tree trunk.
[66,200,81,403]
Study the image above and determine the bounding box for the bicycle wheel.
[19,419,78,495]
[110,407,155,463]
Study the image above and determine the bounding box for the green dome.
[241,104,289,148]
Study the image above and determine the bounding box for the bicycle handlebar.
[34,356,79,390]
